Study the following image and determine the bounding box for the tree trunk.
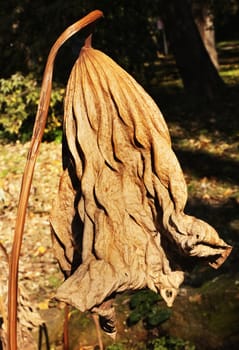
[192,0,219,69]
[162,0,224,100]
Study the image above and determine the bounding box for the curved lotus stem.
[7,10,103,350]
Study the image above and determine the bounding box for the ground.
[0,142,63,302]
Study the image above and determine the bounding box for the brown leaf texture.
[50,44,232,331]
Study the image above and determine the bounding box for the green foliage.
[0,73,64,142]
[105,336,195,350]
[0,73,38,136]
[147,336,195,350]
[128,290,171,329]
[106,343,125,350]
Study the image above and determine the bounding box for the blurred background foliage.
[0,0,239,141]
[0,73,64,141]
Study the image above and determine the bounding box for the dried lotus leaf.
[50,41,232,333]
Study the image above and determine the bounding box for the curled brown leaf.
[51,40,232,332]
